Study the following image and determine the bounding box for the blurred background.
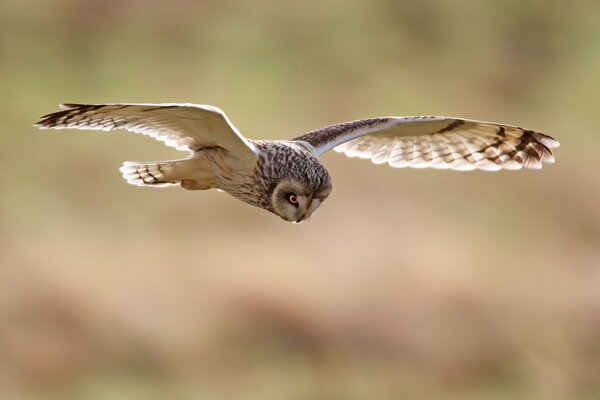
[1,0,599,399]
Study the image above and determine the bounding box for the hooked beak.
[294,198,314,223]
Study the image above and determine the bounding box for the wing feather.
[35,103,258,162]
[293,116,559,171]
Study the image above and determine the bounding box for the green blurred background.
[1,0,599,399]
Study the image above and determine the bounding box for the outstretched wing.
[293,116,559,171]
[36,103,258,162]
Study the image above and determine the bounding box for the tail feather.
[119,161,183,187]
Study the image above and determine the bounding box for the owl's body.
[36,103,559,222]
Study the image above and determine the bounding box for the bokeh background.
[1,0,599,399]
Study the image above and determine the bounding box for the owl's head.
[271,178,331,223]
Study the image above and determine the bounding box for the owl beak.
[295,198,313,223]
[295,210,307,223]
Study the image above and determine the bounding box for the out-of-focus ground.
[0,1,599,399]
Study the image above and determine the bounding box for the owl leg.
[181,180,211,190]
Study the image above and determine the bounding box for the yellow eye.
[288,194,298,204]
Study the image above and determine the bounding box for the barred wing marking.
[294,116,559,171]
[35,103,258,161]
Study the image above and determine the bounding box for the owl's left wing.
[293,116,559,171]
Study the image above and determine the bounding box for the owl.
[36,103,559,223]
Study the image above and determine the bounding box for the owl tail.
[119,159,193,188]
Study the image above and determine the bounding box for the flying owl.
[35,103,559,223]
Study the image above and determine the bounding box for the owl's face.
[271,179,331,223]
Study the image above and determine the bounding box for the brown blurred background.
[1,0,599,399]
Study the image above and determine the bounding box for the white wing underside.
[295,116,559,171]
[35,103,258,164]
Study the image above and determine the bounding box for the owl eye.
[288,194,298,204]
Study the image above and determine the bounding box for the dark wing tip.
[531,131,560,148]
[34,103,103,129]
[35,109,72,129]
[519,130,559,169]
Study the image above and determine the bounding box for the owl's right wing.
[293,116,559,171]
[35,103,258,163]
